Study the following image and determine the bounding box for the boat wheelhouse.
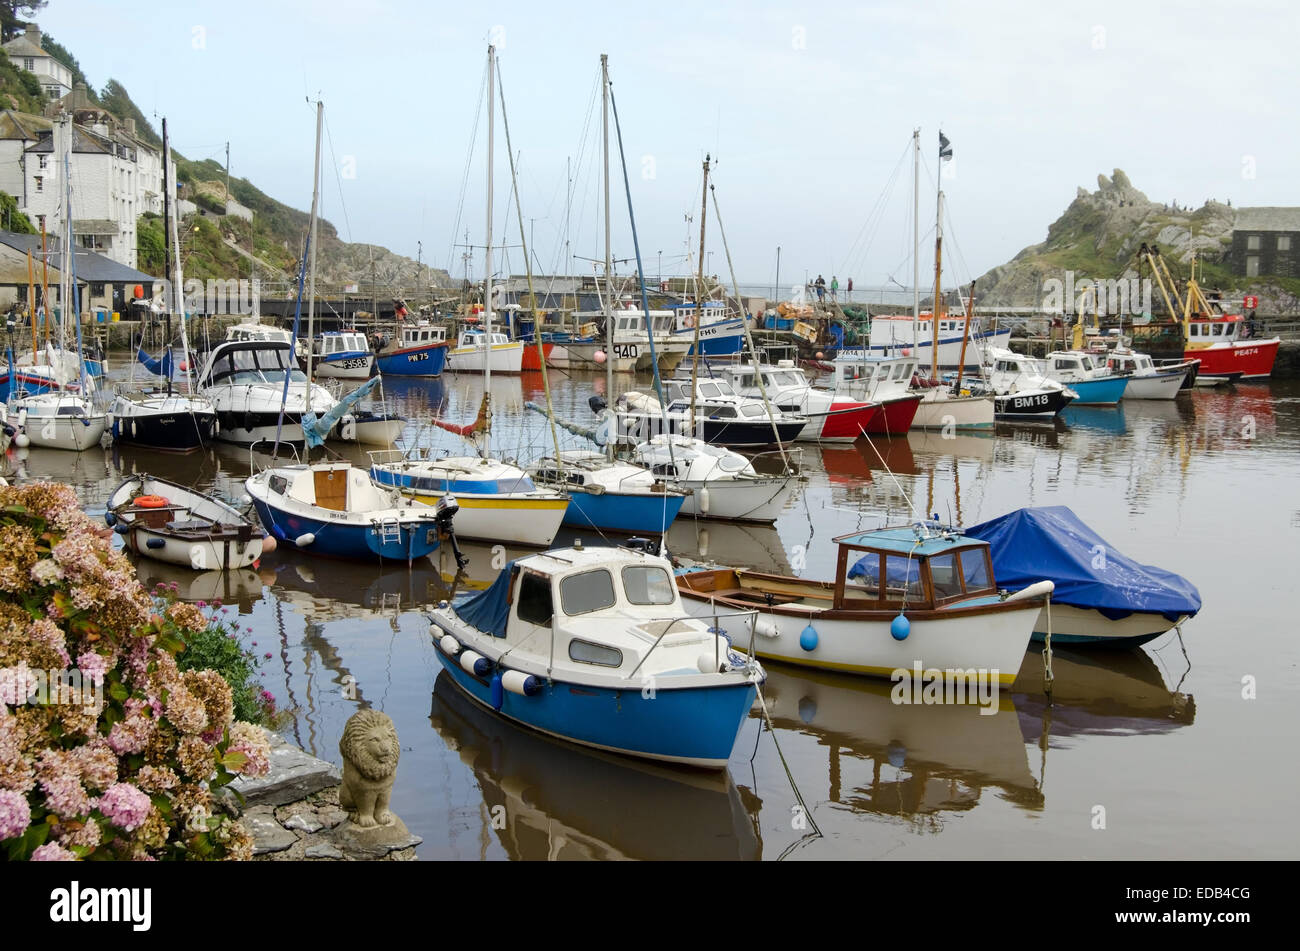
[310,331,375,379]
[1101,348,1190,400]
[196,339,341,446]
[977,349,1076,419]
[826,357,924,434]
[448,329,525,374]
[1183,314,1279,380]
[1041,350,1129,405]
[615,375,807,449]
[721,361,881,442]
[677,522,1052,684]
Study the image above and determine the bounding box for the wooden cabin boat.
[677,522,1052,685]
[107,474,265,571]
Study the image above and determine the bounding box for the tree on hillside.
[0,1,48,42]
[0,190,36,233]
[40,31,98,101]
[99,79,161,146]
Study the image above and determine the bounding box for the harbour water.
[10,371,1297,859]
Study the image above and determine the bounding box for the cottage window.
[38,155,46,169]
[23,57,33,70]
[1279,236,1292,252]
[90,283,105,297]
[34,175,42,193]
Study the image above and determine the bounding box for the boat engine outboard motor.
[622,536,653,554]
[588,395,607,415]
[435,494,468,569]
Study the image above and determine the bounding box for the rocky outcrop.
[975,170,1240,307]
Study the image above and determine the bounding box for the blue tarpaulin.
[964,506,1201,621]
[137,348,174,378]
[455,561,517,638]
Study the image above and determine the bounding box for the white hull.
[313,356,375,379]
[447,342,525,374]
[844,329,1013,369]
[909,390,996,430]
[681,593,1036,684]
[677,477,799,523]
[353,418,405,446]
[1030,603,1185,645]
[109,474,264,571]
[22,412,107,451]
[387,491,566,547]
[1122,371,1187,400]
[552,342,637,373]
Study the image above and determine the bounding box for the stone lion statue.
[339,709,400,828]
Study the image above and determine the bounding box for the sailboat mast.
[166,120,193,391]
[688,156,709,435]
[484,44,495,458]
[601,53,613,461]
[306,100,323,384]
[912,128,920,355]
[932,188,944,381]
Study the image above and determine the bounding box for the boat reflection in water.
[1013,646,1195,741]
[757,664,1043,829]
[1061,405,1128,434]
[667,518,792,575]
[427,672,761,860]
[260,548,446,620]
[134,559,264,613]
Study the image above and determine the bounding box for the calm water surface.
[8,371,1297,859]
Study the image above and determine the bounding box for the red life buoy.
[134,495,169,509]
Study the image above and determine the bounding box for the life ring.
[134,495,169,509]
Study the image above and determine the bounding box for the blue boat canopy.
[964,506,1200,621]
[455,561,517,638]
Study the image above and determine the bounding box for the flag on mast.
[939,132,953,161]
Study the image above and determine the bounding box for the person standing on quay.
[815,275,826,302]
[831,276,839,302]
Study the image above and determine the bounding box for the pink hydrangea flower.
[0,788,31,840]
[75,651,110,689]
[31,842,77,861]
[96,783,151,832]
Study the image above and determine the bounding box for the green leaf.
[108,681,128,702]
[219,750,249,772]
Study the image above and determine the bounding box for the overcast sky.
[39,0,1297,290]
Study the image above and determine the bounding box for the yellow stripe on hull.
[405,493,568,513]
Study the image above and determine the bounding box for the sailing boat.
[9,115,107,452]
[369,46,568,547]
[904,129,994,430]
[527,54,688,535]
[110,117,217,451]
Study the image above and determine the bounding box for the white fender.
[754,617,782,639]
[295,532,316,547]
[1005,580,1055,602]
[439,634,461,656]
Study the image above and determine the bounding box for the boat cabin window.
[891,363,910,380]
[928,553,963,600]
[568,639,622,668]
[706,405,737,418]
[1054,358,1078,370]
[959,549,992,592]
[621,565,675,605]
[516,571,554,626]
[560,569,617,616]
[771,370,802,387]
[698,382,722,398]
[740,404,767,417]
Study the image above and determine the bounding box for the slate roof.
[0,110,52,141]
[1234,207,1300,233]
[0,231,153,283]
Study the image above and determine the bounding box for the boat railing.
[624,607,761,681]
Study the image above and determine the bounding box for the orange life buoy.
[134,495,169,509]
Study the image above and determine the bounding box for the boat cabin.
[1044,350,1112,381]
[401,323,448,347]
[661,377,775,419]
[478,547,724,678]
[1106,350,1156,375]
[1186,314,1244,343]
[199,341,305,386]
[226,323,294,345]
[671,300,730,332]
[456,330,512,349]
[831,356,917,398]
[265,463,399,514]
[317,332,371,358]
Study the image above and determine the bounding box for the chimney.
[72,83,89,110]
[25,23,42,50]
[124,118,136,136]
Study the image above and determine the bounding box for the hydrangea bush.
[0,483,272,860]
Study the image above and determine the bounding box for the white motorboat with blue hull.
[530,451,688,535]
[245,463,458,563]
[428,544,765,768]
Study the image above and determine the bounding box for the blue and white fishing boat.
[428,540,765,768]
[245,462,458,563]
[965,506,1201,648]
[668,299,746,358]
[373,321,450,377]
[309,330,374,380]
[1042,350,1130,405]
